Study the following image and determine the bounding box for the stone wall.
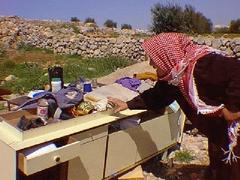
[1,16,240,61]
[0,16,146,61]
[193,36,240,57]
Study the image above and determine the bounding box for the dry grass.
[5,49,59,67]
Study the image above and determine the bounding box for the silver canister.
[37,98,49,125]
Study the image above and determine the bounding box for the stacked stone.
[1,16,240,61]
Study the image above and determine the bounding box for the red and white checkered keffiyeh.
[142,33,224,114]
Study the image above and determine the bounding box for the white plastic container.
[51,80,62,93]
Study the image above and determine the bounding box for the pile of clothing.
[17,82,93,130]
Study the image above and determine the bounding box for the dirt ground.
[141,159,208,180]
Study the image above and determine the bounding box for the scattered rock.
[5,74,17,81]
[142,131,209,180]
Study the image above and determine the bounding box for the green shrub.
[3,60,16,69]
[151,3,212,34]
[151,3,185,33]
[104,19,117,28]
[60,23,70,29]
[174,150,194,163]
[229,19,240,33]
[60,23,80,34]
[70,17,80,22]
[214,27,229,34]
[84,17,96,24]
[121,24,132,30]
[183,5,212,34]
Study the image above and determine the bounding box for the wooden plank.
[118,165,144,180]
[0,140,16,180]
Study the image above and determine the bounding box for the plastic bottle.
[51,78,62,93]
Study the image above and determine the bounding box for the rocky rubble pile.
[176,132,209,166]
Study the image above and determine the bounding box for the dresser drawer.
[18,125,108,176]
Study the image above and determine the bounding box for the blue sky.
[1,0,240,29]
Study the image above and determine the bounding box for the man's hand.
[107,97,128,113]
[221,108,240,121]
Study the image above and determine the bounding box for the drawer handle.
[53,155,61,163]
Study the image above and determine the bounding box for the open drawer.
[18,125,108,176]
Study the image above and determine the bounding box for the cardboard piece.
[84,83,139,103]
